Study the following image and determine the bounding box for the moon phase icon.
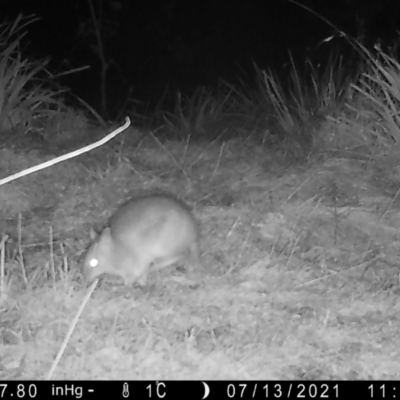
[202,382,210,399]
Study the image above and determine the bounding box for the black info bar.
[0,381,396,399]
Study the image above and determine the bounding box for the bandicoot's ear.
[89,228,98,240]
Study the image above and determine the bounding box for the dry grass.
[1,126,400,379]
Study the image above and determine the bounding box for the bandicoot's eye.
[89,258,99,268]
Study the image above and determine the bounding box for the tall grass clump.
[0,14,64,134]
[158,83,269,141]
[347,44,400,149]
[154,53,357,156]
[255,54,357,157]
[162,87,231,139]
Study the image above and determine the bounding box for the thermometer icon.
[122,382,129,398]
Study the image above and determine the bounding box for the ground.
[0,128,399,380]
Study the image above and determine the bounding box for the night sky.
[2,0,400,117]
